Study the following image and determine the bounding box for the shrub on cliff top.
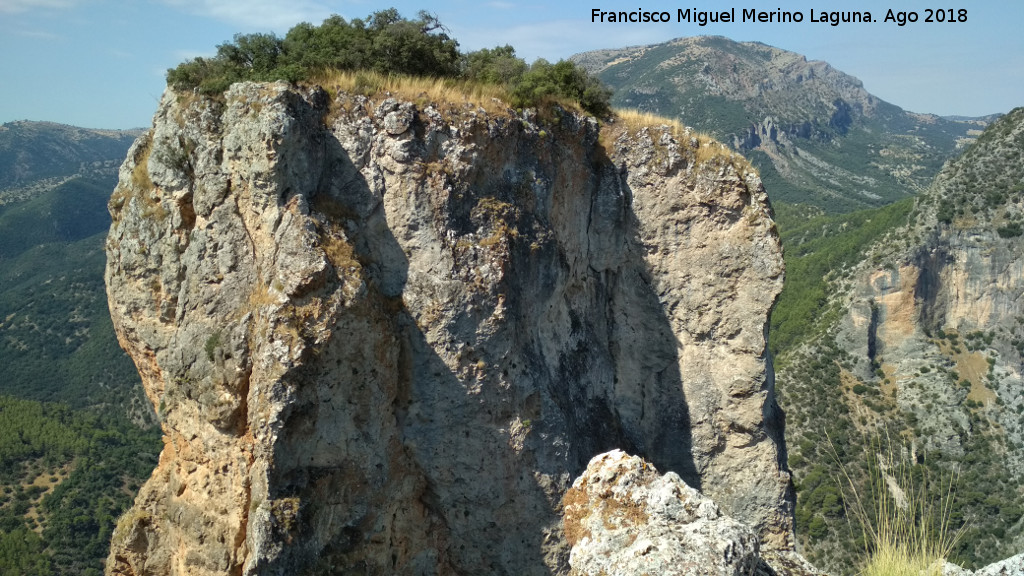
[166,8,612,117]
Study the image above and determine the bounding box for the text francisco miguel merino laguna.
[592,8,884,26]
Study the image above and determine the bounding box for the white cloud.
[15,28,60,39]
[159,0,335,31]
[0,0,77,13]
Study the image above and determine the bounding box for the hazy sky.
[1,0,1021,128]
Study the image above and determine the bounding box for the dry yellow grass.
[302,76,755,177]
[935,333,997,405]
[308,70,514,116]
[831,433,964,576]
[109,133,173,222]
[609,108,755,173]
[613,108,687,137]
[131,134,155,191]
[244,281,282,315]
[319,232,360,271]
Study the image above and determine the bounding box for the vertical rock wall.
[104,82,789,575]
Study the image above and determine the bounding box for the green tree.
[164,8,613,118]
[512,59,612,117]
[462,45,527,85]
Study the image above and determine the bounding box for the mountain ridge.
[574,35,985,213]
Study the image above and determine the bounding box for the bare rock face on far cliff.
[104,81,790,575]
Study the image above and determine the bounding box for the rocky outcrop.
[563,450,822,576]
[945,553,1024,576]
[563,450,759,576]
[104,81,790,575]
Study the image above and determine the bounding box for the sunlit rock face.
[104,82,790,575]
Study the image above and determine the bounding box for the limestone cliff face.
[834,109,1024,467]
[104,82,789,575]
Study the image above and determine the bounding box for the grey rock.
[564,450,759,576]
[943,553,1024,576]
[975,554,1024,576]
[105,84,794,575]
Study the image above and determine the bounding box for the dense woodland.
[0,157,159,571]
[0,396,159,575]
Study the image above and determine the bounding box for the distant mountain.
[0,121,145,412]
[943,113,1003,123]
[574,36,984,213]
[0,122,140,194]
[0,121,141,210]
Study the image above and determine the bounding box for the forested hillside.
[779,109,1024,571]
[0,122,160,575]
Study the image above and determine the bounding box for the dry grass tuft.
[831,433,965,576]
[245,281,282,314]
[110,133,173,222]
[561,484,592,546]
[614,108,688,139]
[319,232,360,271]
[131,140,155,191]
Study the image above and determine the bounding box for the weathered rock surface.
[563,450,759,576]
[563,450,823,576]
[105,81,791,575]
[944,553,1024,576]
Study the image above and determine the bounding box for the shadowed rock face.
[104,81,789,575]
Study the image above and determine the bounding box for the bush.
[462,45,527,86]
[997,222,1023,238]
[168,10,459,94]
[510,59,612,117]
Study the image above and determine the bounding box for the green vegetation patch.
[0,395,160,576]
[166,8,611,117]
[770,198,914,359]
[0,230,142,408]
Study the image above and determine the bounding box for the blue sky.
[1,0,1021,129]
